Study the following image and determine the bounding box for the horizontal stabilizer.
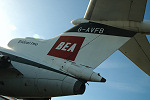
[119,33,150,76]
[84,0,147,22]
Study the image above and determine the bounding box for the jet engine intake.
[61,76,85,95]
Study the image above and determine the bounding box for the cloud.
[32,34,45,39]
[9,25,17,31]
[33,34,41,38]
[0,10,17,48]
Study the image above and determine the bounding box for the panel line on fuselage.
[0,51,77,79]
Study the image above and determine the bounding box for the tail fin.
[8,22,136,69]
[47,22,136,69]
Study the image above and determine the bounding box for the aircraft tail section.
[119,33,150,76]
[8,22,136,70]
[47,22,136,69]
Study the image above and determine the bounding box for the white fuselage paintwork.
[6,33,105,82]
[0,0,150,99]
[71,18,150,34]
[0,31,108,98]
[0,23,135,98]
[7,31,131,70]
[0,47,83,98]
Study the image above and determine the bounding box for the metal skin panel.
[6,22,136,70]
[63,23,134,69]
[74,34,131,69]
[65,22,136,69]
[0,0,149,99]
[0,21,136,98]
[84,0,147,21]
[4,22,136,72]
[119,33,150,76]
[0,61,85,98]
[61,76,85,95]
[37,79,62,97]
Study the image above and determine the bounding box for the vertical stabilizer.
[47,22,136,69]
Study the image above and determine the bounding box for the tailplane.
[119,33,150,76]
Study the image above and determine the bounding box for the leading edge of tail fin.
[47,22,136,69]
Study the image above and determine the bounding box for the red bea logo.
[47,36,85,61]
[55,42,77,52]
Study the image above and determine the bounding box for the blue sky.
[0,0,150,100]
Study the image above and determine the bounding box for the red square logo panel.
[47,36,85,61]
